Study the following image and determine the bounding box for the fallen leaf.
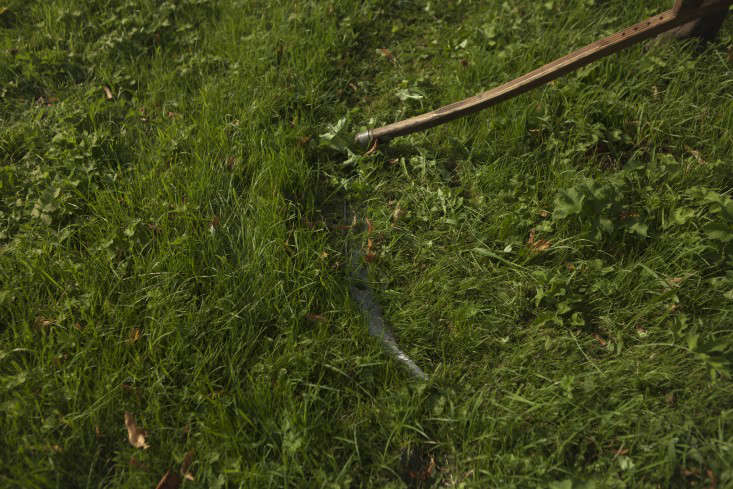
[181,451,194,481]
[124,412,149,449]
[364,234,377,263]
[618,210,639,221]
[155,469,182,489]
[377,47,395,62]
[225,156,237,170]
[297,135,311,146]
[129,456,148,470]
[391,204,404,224]
[530,239,551,252]
[667,277,683,286]
[129,328,141,343]
[707,468,717,489]
[685,146,706,165]
[408,455,436,481]
[527,229,551,252]
[665,392,675,406]
[103,85,113,100]
[365,217,374,234]
[319,251,328,259]
[592,334,607,346]
[35,317,55,329]
[538,210,550,218]
[365,138,379,155]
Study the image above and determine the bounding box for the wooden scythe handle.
[355,0,732,146]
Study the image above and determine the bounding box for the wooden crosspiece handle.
[355,0,732,146]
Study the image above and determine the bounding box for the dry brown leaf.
[592,333,607,347]
[365,138,379,155]
[129,328,141,344]
[685,146,705,165]
[391,204,404,224]
[124,412,149,449]
[378,47,395,62]
[129,456,148,471]
[155,469,182,489]
[530,239,551,252]
[181,451,194,481]
[103,85,113,100]
[35,317,55,329]
[665,392,675,406]
[706,468,717,489]
[408,455,436,481]
[618,211,639,221]
[364,237,377,262]
[527,229,551,252]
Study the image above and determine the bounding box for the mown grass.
[1,1,732,487]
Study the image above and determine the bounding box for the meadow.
[1,0,732,487]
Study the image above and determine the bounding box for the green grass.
[1,0,732,487]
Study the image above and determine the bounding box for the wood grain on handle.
[358,0,732,144]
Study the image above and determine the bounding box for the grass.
[1,0,732,487]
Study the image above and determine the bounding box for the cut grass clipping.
[1,1,732,488]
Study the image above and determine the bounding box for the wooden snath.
[354,0,732,146]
